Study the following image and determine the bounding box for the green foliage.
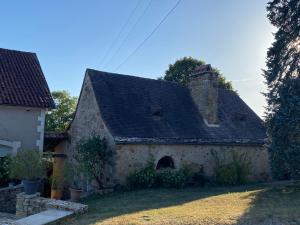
[264,0,300,179]
[127,161,156,189]
[155,169,189,189]
[211,150,251,185]
[64,161,82,189]
[9,149,46,181]
[0,156,11,187]
[127,160,192,189]
[161,57,236,92]
[45,90,77,132]
[75,136,115,189]
[191,167,206,187]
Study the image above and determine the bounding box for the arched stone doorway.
[156,156,175,170]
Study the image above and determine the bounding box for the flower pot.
[23,179,40,195]
[51,189,63,200]
[69,187,83,201]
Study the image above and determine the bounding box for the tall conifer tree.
[264,0,300,179]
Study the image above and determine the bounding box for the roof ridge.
[86,68,185,87]
[0,47,36,55]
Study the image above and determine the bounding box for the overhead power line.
[113,0,182,72]
[103,0,153,70]
[99,0,142,68]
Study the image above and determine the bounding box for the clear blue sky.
[1,0,275,117]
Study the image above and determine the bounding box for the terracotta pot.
[70,187,83,201]
[51,189,62,200]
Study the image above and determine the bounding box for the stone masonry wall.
[66,74,116,189]
[16,192,88,217]
[0,185,23,214]
[114,144,271,184]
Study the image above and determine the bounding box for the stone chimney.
[188,64,219,126]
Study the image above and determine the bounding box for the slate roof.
[0,48,55,108]
[87,69,266,145]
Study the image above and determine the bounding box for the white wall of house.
[0,105,46,156]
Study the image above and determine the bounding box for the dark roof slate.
[0,48,55,108]
[87,69,266,145]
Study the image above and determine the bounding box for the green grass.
[66,181,300,225]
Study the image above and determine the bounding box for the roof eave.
[114,137,266,146]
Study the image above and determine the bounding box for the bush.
[215,163,238,185]
[211,150,251,185]
[156,169,189,188]
[191,167,206,187]
[9,149,46,181]
[0,156,11,187]
[127,162,156,189]
[75,136,115,189]
[127,161,191,189]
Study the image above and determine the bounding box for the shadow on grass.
[69,184,273,225]
[236,181,300,225]
[66,181,300,225]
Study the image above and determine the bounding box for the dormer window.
[234,113,247,122]
[152,106,162,120]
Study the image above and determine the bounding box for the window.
[151,106,162,120]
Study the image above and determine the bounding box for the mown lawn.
[66,181,300,225]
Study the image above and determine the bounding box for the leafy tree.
[161,57,235,92]
[264,0,300,179]
[45,90,77,132]
[75,136,115,189]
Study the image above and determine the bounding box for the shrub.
[64,161,82,189]
[127,161,191,189]
[75,136,115,189]
[0,156,11,187]
[156,169,189,188]
[127,161,156,189]
[9,149,45,181]
[191,166,206,187]
[215,163,238,185]
[211,150,251,185]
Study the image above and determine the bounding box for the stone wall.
[0,185,23,214]
[114,144,271,184]
[66,74,115,189]
[16,192,88,217]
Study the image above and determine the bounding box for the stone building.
[66,65,270,187]
[0,48,55,156]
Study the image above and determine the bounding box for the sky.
[0,0,275,118]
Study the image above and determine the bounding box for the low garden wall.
[0,185,23,214]
[16,192,88,217]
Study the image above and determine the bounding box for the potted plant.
[65,161,83,201]
[50,175,63,199]
[9,149,45,195]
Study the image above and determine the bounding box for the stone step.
[14,209,73,225]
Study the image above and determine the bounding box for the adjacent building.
[0,48,55,156]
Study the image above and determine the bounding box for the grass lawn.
[66,181,300,225]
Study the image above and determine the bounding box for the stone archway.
[156,156,175,170]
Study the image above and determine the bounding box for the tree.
[45,90,77,132]
[75,136,115,189]
[264,0,300,179]
[161,57,235,92]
